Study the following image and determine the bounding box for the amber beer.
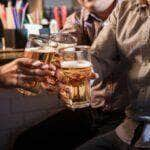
[61,60,92,109]
[24,47,60,66]
[18,47,60,96]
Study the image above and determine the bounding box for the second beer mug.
[59,50,94,109]
[18,47,60,96]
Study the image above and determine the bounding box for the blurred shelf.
[0,48,24,64]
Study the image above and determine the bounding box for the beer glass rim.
[60,49,92,64]
[25,47,56,53]
[25,47,40,51]
[58,45,91,53]
[59,50,89,54]
[75,45,91,50]
[29,34,49,44]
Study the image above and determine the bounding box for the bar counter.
[0,49,24,64]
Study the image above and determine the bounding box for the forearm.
[0,62,13,88]
[0,66,5,88]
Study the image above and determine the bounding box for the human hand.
[0,58,56,90]
[90,82,106,108]
[91,81,117,111]
[58,71,98,106]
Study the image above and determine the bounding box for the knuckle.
[35,69,41,74]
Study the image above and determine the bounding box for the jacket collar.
[81,8,104,23]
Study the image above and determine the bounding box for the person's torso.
[115,0,150,147]
[116,0,150,117]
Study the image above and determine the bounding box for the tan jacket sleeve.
[91,4,120,82]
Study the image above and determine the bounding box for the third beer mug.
[59,50,94,109]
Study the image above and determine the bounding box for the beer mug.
[59,50,94,109]
[17,47,60,96]
[17,35,60,96]
[17,34,77,96]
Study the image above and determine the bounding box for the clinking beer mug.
[17,35,61,96]
[17,47,60,96]
[17,33,77,96]
[59,50,96,109]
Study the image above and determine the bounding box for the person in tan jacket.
[77,0,150,149]
[62,0,117,45]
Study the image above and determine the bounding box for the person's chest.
[116,5,150,95]
[116,5,150,57]
[83,19,103,44]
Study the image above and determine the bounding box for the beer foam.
[63,47,75,52]
[25,47,40,51]
[61,60,92,68]
[25,47,56,53]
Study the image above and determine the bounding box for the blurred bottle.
[53,6,62,30]
[50,8,59,34]
[61,5,67,27]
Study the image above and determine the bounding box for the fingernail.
[32,61,42,67]
[51,65,56,71]
[51,71,55,76]
[42,64,49,69]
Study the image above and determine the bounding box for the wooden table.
[0,49,24,64]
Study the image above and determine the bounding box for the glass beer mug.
[17,33,77,96]
[17,35,60,96]
[59,50,94,109]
